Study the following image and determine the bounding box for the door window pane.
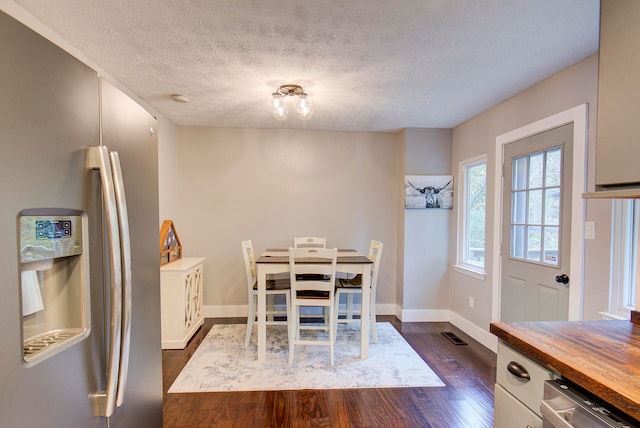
[510,147,562,266]
[513,157,528,190]
[527,226,542,261]
[511,225,526,258]
[545,188,560,225]
[528,189,542,224]
[544,226,559,264]
[529,153,544,188]
[546,148,562,186]
[512,191,527,224]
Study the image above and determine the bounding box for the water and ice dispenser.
[19,209,90,366]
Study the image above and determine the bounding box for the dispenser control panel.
[35,219,72,239]
[20,214,83,262]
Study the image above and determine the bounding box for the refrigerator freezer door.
[0,10,104,428]
[0,11,163,428]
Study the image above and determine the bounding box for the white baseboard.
[203,305,245,318]
[375,303,396,316]
[396,307,450,322]
[203,303,399,319]
[203,304,497,353]
[394,307,497,352]
[448,312,498,352]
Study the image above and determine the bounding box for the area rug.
[168,322,444,392]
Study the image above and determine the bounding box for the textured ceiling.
[13,0,600,132]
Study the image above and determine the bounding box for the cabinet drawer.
[494,383,543,428]
[497,342,555,416]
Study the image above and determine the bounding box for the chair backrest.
[241,240,256,291]
[293,236,327,248]
[369,240,384,292]
[289,247,337,294]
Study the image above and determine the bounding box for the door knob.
[555,274,569,284]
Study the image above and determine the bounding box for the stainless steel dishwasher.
[541,379,638,427]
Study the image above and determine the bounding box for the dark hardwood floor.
[162,316,497,427]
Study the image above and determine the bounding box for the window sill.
[598,311,629,321]
[453,264,486,281]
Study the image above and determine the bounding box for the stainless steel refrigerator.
[0,11,163,428]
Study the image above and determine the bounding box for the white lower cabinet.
[494,342,555,428]
[160,257,205,349]
[494,384,542,428]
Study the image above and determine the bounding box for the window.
[608,200,638,319]
[456,154,487,278]
[509,147,562,266]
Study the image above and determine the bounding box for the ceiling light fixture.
[171,93,190,103]
[269,84,313,121]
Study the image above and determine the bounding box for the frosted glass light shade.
[269,94,289,120]
[294,94,313,120]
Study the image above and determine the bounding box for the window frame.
[455,153,487,280]
[508,147,562,267]
[607,199,638,319]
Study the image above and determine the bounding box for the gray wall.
[173,125,456,322]
[400,129,453,319]
[165,54,610,346]
[158,116,179,225]
[450,53,610,333]
[174,127,401,316]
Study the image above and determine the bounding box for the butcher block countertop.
[490,320,640,422]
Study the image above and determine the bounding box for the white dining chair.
[334,240,383,343]
[293,236,329,279]
[242,240,291,348]
[293,236,331,323]
[293,236,327,248]
[288,247,338,365]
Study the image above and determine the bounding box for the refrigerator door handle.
[87,146,123,418]
[110,151,132,408]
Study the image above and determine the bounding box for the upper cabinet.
[588,0,640,198]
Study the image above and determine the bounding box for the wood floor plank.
[163,316,496,427]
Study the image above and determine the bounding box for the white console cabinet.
[160,257,205,349]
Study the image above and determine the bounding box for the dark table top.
[256,248,372,264]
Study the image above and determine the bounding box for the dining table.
[254,248,374,363]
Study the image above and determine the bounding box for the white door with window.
[501,124,573,322]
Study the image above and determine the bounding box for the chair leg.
[329,303,335,366]
[370,296,378,344]
[296,305,302,340]
[288,304,297,364]
[267,294,274,322]
[346,293,354,320]
[245,294,256,348]
[285,290,291,322]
